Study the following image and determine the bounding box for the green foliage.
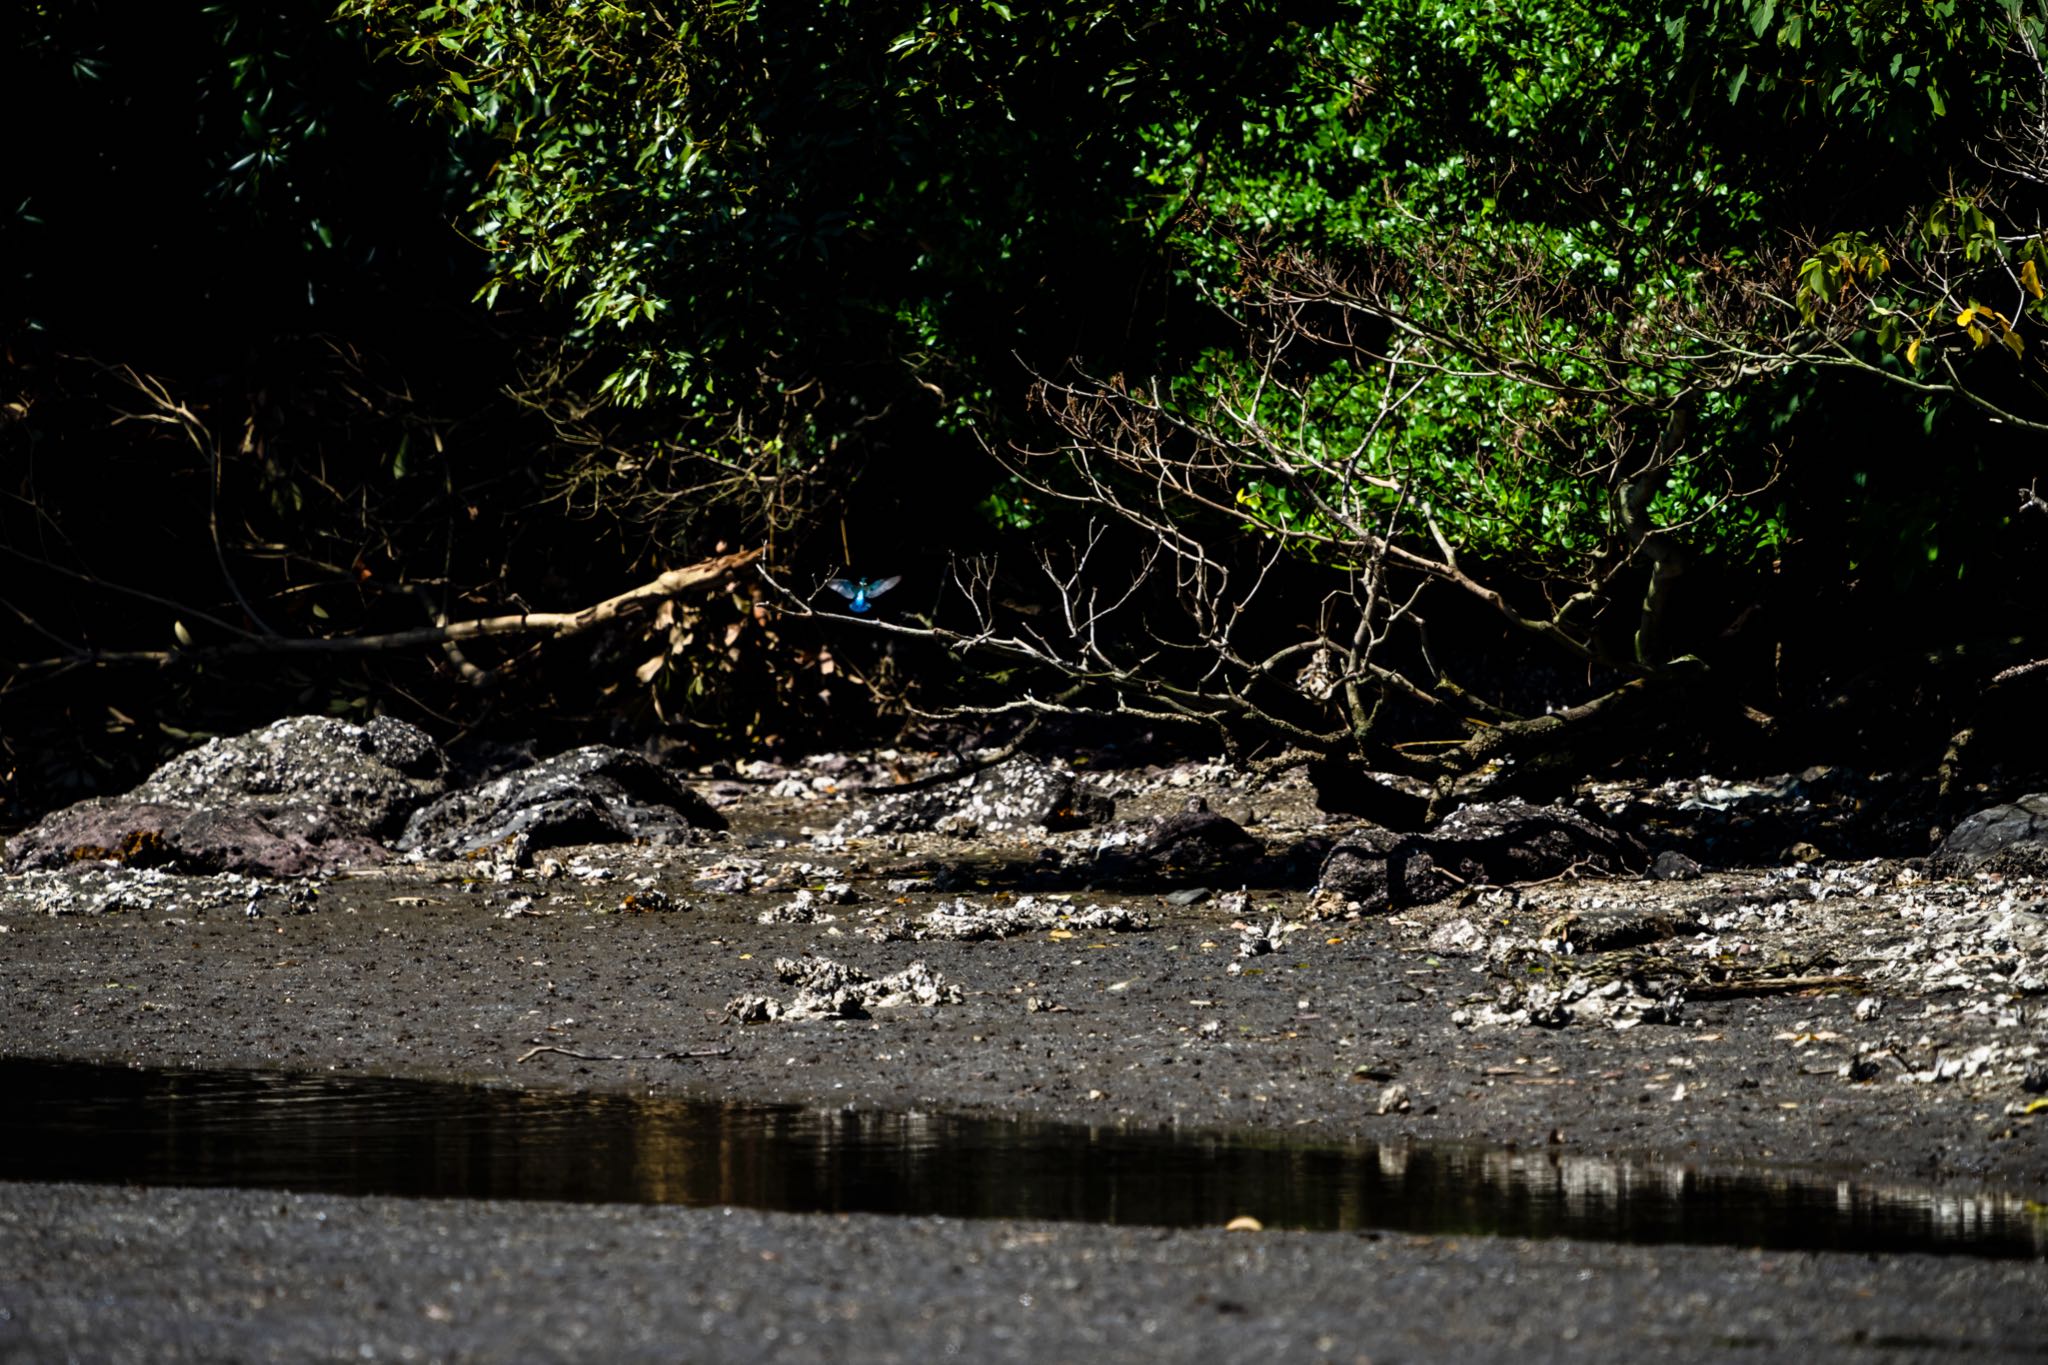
[1124,3,1770,587]
[998,0,2048,692]
[337,0,1321,541]
[1673,0,2043,136]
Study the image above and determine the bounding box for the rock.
[1932,794,2048,876]
[833,756,1112,838]
[395,745,725,859]
[4,716,445,876]
[1650,850,1703,881]
[1236,916,1292,958]
[133,715,443,813]
[1317,800,1647,914]
[1136,797,1262,875]
[734,957,964,1020]
[1425,917,1488,956]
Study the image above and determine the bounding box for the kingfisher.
[825,575,902,613]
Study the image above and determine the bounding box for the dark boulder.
[4,716,445,876]
[396,745,725,859]
[1138,796,1262,873]
[1932,794,2048,876]
[1318,800,1648,913]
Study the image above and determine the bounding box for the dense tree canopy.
[6,0,2047,821]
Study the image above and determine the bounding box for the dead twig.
[515,1043,736,1064]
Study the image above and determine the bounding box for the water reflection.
[3,1058,2041,1259]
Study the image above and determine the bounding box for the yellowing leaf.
[2023,259,2045,300]
[1906,336,1923,366]
[1048,929,1076,941]
[1957,307,1978,329]
[2003,329,2025,359]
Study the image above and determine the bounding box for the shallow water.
[4,1057,2041,1258]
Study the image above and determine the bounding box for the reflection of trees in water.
[15,1062,2043,1258]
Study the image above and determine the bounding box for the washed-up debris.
[832,756,1113,839]
[758,889,836,924]
[1425,917,1490,956]
[1236,917,1294,958]
[1224,916,1305,975]
[1847,1038,2044,1088]
[3,867,322,919]
[464,832,531,882]
[1866,887,2048,998]
[692,858,763,894]
[613,887,683,914]
[725,957,963,1021]
[1539,907,1694,953]
[1457,971,1686,1031]
[864,894,1151,942]
[723,994,782,1023]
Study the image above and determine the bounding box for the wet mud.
[3,761,2045,1358]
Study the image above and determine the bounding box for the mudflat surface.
[3,760,2045,1358]
[3,1182,2044,1364]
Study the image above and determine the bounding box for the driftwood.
[13,548,763,672]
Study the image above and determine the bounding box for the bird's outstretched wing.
[863,575,903,600]
[825,578,860,600]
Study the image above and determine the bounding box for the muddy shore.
[3,762,2045,1358]
[4,1181,2044,1364]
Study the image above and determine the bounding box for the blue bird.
[825,575,902,613]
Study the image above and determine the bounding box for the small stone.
[1165,887,1212,907]
[724,994,781,1023]
[1650,850,1703,881]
